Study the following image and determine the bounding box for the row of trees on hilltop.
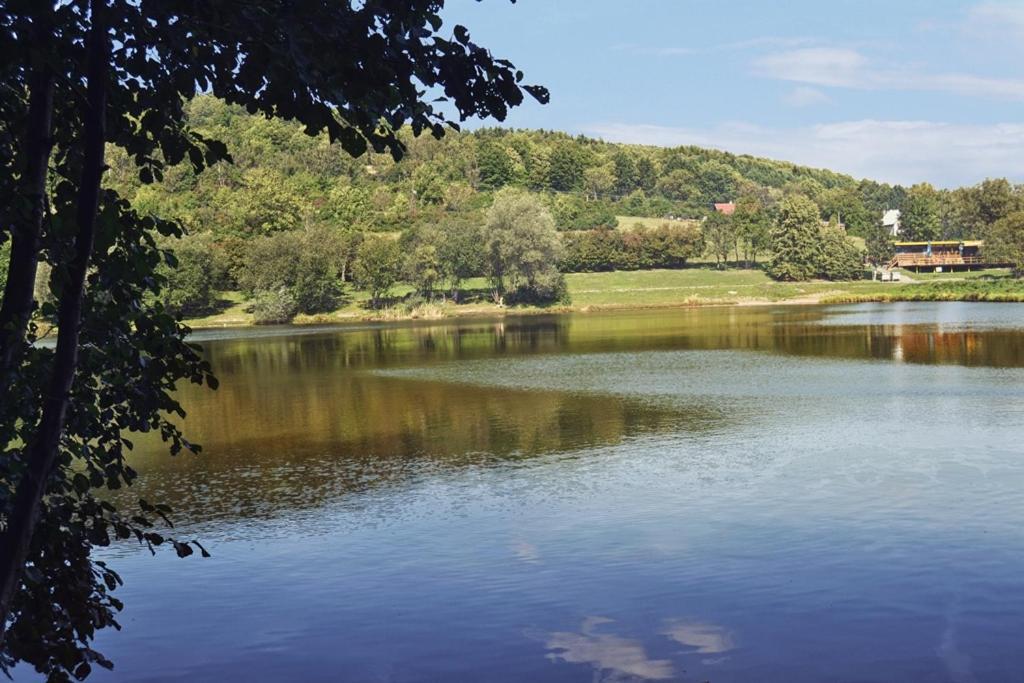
[110,96,912,238]
[109,99,1024,275]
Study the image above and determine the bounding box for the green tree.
[987,211,1024,276]
[548,142,584,192]
[819,187,871,237]
[702,212,735,268]
[223,168,305,235]
[953,178,1023,239]
[483,190,565,303]
[477,141,516,190]
[636,156,658,193]
[696,160,741,204]
[656,168,698,202]
[0,241,9,295]
[900,183,942,241]
[322,185,373,229]
[526,144,552,192]
[403,239,444,294]
[436,218,485,301]
[865,222,896,269]
[583,163,615,200]
[411,164,446,205]
[611,150,638,196]
[158,234,219,317]
[235,230,344,317]
[354,237,403,309]
[733,194,771,266]
[249,287,300,324]
[817,223,864,280]
[768,195,823,281]
[648,223,704,267]
[0,2,545,677]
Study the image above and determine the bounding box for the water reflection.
[545,617,674,681]
[661,620,735,657]
[116,303,1024,528]
[189,302,1024,370]
[73,303,1024,683]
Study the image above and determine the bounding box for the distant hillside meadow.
[92,95,1024,323]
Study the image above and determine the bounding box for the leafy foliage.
[818,223,865,281]
[353,237,403,309]
[900,183,942,241]
[768,196,823,281]
[249,288,301,325]
[483,190,564,303]
[560,223,703,272]
[155,234,219,317]
[702,212,735,268]
[987,211,1024,276]
[236,229,346,318]
[865,222,896,268]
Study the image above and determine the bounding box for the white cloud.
[752,46,1024,100]
[583,119,1024,187]
[754,48,868,88]
[783,86,832,108]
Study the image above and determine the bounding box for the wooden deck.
[890,254,986,269]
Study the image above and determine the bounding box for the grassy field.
[615,215,701,231]
[184,266,1024,329]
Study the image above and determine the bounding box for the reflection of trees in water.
[115,356,724,526]
[201,309,1024,375]
[768,323,1024,367]
[112,308,1024,527]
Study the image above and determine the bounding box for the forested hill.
[108,94,907,238]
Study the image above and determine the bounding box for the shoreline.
[182,267,1024,330]
[184,289,1024,331]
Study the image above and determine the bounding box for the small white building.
[882,209,901,237]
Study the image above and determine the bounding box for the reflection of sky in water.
[817,301,1024,330]
[544,617,736,681]
[661,619,735,656]
[546,617,674,681]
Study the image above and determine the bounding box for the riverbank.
[185,267,1024,328]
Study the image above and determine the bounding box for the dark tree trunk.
[0,0,109,643]
[0,6,55,393]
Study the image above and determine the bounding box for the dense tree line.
[111,96,911,240]
[560,223,703,272]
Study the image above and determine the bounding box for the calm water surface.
[42,303,1024,681]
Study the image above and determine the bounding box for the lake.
[44,303,1024,682]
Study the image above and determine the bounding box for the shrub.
[818,225,865,280]
[249,287,300,324]
[235,229,344,314]
[558,222,702,273]
[158,234,219,316]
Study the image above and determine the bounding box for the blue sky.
[442,0,1024,187]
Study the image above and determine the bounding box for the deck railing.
[892,254,985,267]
